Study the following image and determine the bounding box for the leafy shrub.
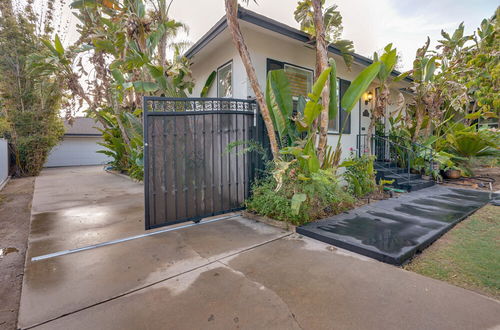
[341,154,376,197]
[96,109,144,181]
[246,164,355,225]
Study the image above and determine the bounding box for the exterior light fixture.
[364,91,373,105]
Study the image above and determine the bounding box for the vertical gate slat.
[144,97,268,229]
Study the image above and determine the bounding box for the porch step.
[395,179,436,192]
[375,167,406,177]
[384,173,422,182]
[374,161,434,192]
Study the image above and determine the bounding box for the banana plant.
[266,66,332,175]
[266,57,381,175]
[365,43,401,153]
[200,71,216,97]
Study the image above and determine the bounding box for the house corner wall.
[189,34,248,99]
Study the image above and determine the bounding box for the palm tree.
[224,0,279,159]
[294,0,355,162]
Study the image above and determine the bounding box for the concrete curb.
[242,211,296,232]
[104,169,143,184]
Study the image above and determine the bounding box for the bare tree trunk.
[157,0,172,65]
[224,0,279,159]
[312,0,330,164]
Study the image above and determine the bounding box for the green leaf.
[297,95,306,115]
[133,81,159,92]
[200,71,216,97]
[268,70,293,119]
[423,56,437,82]
[310,67,332,101]
[41,39,59,57]
[341,62,381,112]
[379,46,397,80]
[266,70,292,141]
[328,58,338,121]
[71,0,99,9]
[291,193,307,215]
[147,64,164,80]
[54,35,64,56]
[304,136,320,172]
[303,101,322,126]
[393,71,411,82]
[111,69,125,84]
[135,0,145,18]
[92,39,115,53]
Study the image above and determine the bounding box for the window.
[266,58,351,134]
[267,59,313,99]
[217,62,232,98]
[283,64,313,98]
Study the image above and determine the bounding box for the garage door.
[45,136,111,167]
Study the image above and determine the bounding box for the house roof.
[185,7,411,82]
[64,117,103,136]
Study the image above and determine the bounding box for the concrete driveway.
[18,166,500,329]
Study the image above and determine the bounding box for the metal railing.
[356,134,434,186]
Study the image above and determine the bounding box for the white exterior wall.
[244,25,364,161]
[0,138,8,188]
[190,34,248,99]
[44,136,111,167]
[189,24,409,162]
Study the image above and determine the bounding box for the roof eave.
[184,7,412,83]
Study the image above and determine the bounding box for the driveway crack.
[216,259,304,330]
[22,232,293,330]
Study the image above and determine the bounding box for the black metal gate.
[143,97,268,230]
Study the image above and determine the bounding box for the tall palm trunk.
[224,0,279,159]
[413,103,425,142]
[312,0,330,164]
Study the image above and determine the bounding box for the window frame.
[216,60,233,98]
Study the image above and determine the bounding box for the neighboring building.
[0,138,8,189]
[185,8,411,158]
[44,117,111,167]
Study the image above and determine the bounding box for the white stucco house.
[185,8,411,157]
[44,117,111,167]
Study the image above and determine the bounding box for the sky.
[46,0,498,70]
[165,0,498,70]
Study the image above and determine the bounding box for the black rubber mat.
[296,186,497,265]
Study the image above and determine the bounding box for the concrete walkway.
[18,166,500,329]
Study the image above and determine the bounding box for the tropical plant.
[96,108,144,180]
[294,0,355,162]
[267,58,381,169]
[365,44,405,152]
[294,0,354,67]
[0,0,65,176]
[340,153,376,197]
[32,0,196,179]
[224,0,280,159]
[200,71,216,97]
[246,166,354,225]
[258,59,381,219]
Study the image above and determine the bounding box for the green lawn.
[405,204,500,299]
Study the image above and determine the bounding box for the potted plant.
[443,164,461,179]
